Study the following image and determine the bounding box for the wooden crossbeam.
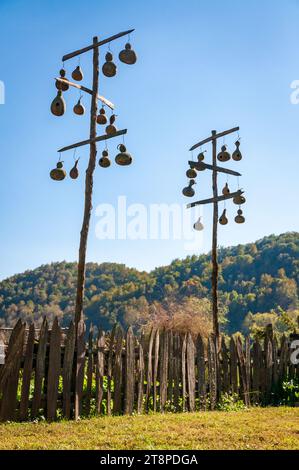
[189,127,239,151]
[186,190,244,208]
[62,29,135,62]
[189,161,241,177]
[58,129,127,153]
[55,78,115,110]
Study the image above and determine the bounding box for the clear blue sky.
[0,0,298,280]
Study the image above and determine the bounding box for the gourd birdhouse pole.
[184,127,246,349]
[50,29,137,353]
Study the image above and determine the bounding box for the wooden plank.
[230,337,238,395]
[58,129,128,153]
[85,326,94,416]
[159,329,169,412]
[188,161,242,177]
[113,326,124,415]
[62,29,135,62]
[264,334,273,402]
[186,333,196,412]
[55,78,114,109]
[278,335,288,385]
[245,336,251,400]
[46,318,61,421]
[0,320,25,421]
[196,334,206,410]
[107,324,116,416]
[167,330,174,402]
[145,327,155,411]
[153,329,160,412]
[181,334,187,412]
[137,341,145,414]
[124,327,135,415]
[173,334,181,411]
[252,339,262,403]
[187,190,244,209]
[95,330,105,414]
[208,336,217,410]
[19,324,35,421]
[189,126,239,151]
[236,336,250,406]
[74,319,86,420]
[62,321,76,419]
[272,336,279,390]
[32,318,48,418]
[221,337,230,394]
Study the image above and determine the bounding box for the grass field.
[0,408,298,450]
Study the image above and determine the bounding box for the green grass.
[0,408,299,450]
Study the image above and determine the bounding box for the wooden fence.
[0,318,297,422]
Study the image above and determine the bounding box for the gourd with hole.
[51,90,66,116]
[182,179,196,197]
[233,193,246,205]
[119,43,137,65]
[50,161,66,181]
[73,98,85,116]
[106,114,117,135]
[222,183,230,196]
[232,140,242,161]
[235,209,245,224]
[102,52,117,77]
[97,107,108,125]
[115,144,132,166]
[72,65,84,82]
[219,209,228,225]
[193,217,204,231]
[99,150,111,168]
[55,68,69,91]
[217,145,231,162]
[186,167,197,179]
[70,159,79,179]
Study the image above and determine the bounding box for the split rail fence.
[0,318,297,422]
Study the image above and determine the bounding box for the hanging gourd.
[233,193,246,205]
[72,65,84,82]
[73,98,85,116]
[106,114,117,135]
[70,159,79,179]
[99,150,111,168]
[222,183,230,195]
[115,144,132,166]
[217,145,231,162]
[55,68,69,91]
[235,209,245,224]
[219,209,228,225]
[50,161,66,181]
[51,90,66,116]
[97,106,108,125]
[186,167,197,179]
[102,52,117,77]
[182,179,196,197]
[232,140,242,161]
[197,151,206,171]
[193,217,204,231]
[119,43,137,65]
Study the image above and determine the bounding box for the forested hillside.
[0,232,298,335]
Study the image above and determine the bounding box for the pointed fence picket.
[0,319,297,422]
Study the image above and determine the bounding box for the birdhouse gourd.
[217,145,231,162]
[97,107,108,125]
[72,65,84,82]
[119,43,137,65]
[232,141,242,161]
[50,161,66,181]
[222,183,230,196]
[197,152,206,171]
[73,98,85,116]
[233,193,246,205]
[219,209,228,225]
[115,144,132,166]
[70,159,79,179]
[99,150,111,168]
[193,217,204,231]
[55,68,69,92]
[186,167,197,179]
[102,52,117,77]
[182,179,196,197]
[106,114,117,135]
[51,90,66,117]
[235,209,245,224]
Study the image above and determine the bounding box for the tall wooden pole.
[211,130,220,345]
[74,37,99,329]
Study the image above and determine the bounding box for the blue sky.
[0,0,298,280]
